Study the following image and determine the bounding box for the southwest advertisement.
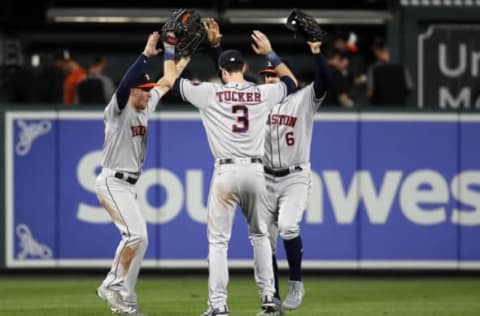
[5,111,480,269]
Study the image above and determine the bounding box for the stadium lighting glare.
[47,8,392,25]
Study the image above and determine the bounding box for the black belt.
[114,172,138,185]
[264,166,303,177]
[219,158,263,165]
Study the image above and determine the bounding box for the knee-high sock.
[283,236,303,281]
[272,254,280,299]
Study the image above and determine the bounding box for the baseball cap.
[218,49,244,68]
[258,58,290,76]
[134,72,158,90]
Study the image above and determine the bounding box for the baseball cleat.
[119,306,144,316]
[96,286,132,314]
[256,295,281,316]
[282,280,305,310]
[273,297,284,315]
[201,304,229,316]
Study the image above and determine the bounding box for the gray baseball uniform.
[95,87,161,305]
[264,83,325,250]
[178,78,287,309]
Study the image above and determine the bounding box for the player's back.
[178,79,287,160]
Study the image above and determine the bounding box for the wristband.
[164,47,175,61]
[267,51,281,67]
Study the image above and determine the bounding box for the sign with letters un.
[418,24,480,109]
[4,111,480,269]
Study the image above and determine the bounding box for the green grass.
[0,276,479,315]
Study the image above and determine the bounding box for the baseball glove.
[285,9,327,42]
[161,8,206,58]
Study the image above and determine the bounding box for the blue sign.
[5,112,480,269]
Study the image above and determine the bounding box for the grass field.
[1,275,479,315]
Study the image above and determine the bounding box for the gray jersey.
[100,89,161,173]
[264,83,325,169]
[178,79,287,159]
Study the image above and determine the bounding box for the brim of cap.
[136,82,159,89]
[259,69,278,75]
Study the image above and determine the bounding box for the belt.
[114,172,138,185]
[218,157,263,165]
[264,165,303,177]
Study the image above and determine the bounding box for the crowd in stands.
[0,32,414,108]
[1,50,115,106]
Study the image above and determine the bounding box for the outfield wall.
[2,108,480,270]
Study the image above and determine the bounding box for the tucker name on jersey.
[216,90,261,103]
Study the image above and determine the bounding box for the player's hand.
[307,41,322,54]
[143,32,162,57]
[251,30,272,55]
[203,18,223,48]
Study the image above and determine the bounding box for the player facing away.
[95,32,189,316]
[162,30,297,316]
[261,41,329,310]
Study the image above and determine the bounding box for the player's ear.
[220,68,227,79]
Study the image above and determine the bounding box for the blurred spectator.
[332,30,359,54]
[34,51,68,103]
[366,38,414,107]
[323,48,354,107]
[332,30,368,104]
[63,53,86,105]
[76,56,115,104]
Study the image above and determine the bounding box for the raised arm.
[116,32,162,109]
[204,18,224,67]
[251,30,298,92]
[307,41,330,99]
[162,35,178,89]
[154,56,191,97]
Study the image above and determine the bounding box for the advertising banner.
[418,24,480,109]
[5,112,480,269]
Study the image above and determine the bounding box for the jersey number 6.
[286,131,295,146]
[232,105,249,132]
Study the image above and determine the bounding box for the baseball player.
[261,41,329,310]
[95,32,189,316]
[162,29,297,316]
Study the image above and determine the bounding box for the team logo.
[16,120,52,156]
[16,223,53,259]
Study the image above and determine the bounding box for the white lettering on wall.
[76,151,480,226]
[137,169,183,224]
[439,86,470,109]
[399,170,448,225]
[439,43,466,77]
[451,171,480,225]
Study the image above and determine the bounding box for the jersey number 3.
[232,105,249,132]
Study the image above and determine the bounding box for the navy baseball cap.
[134,72,158,90]
[259,58,290,76]
[218,49,244,68]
